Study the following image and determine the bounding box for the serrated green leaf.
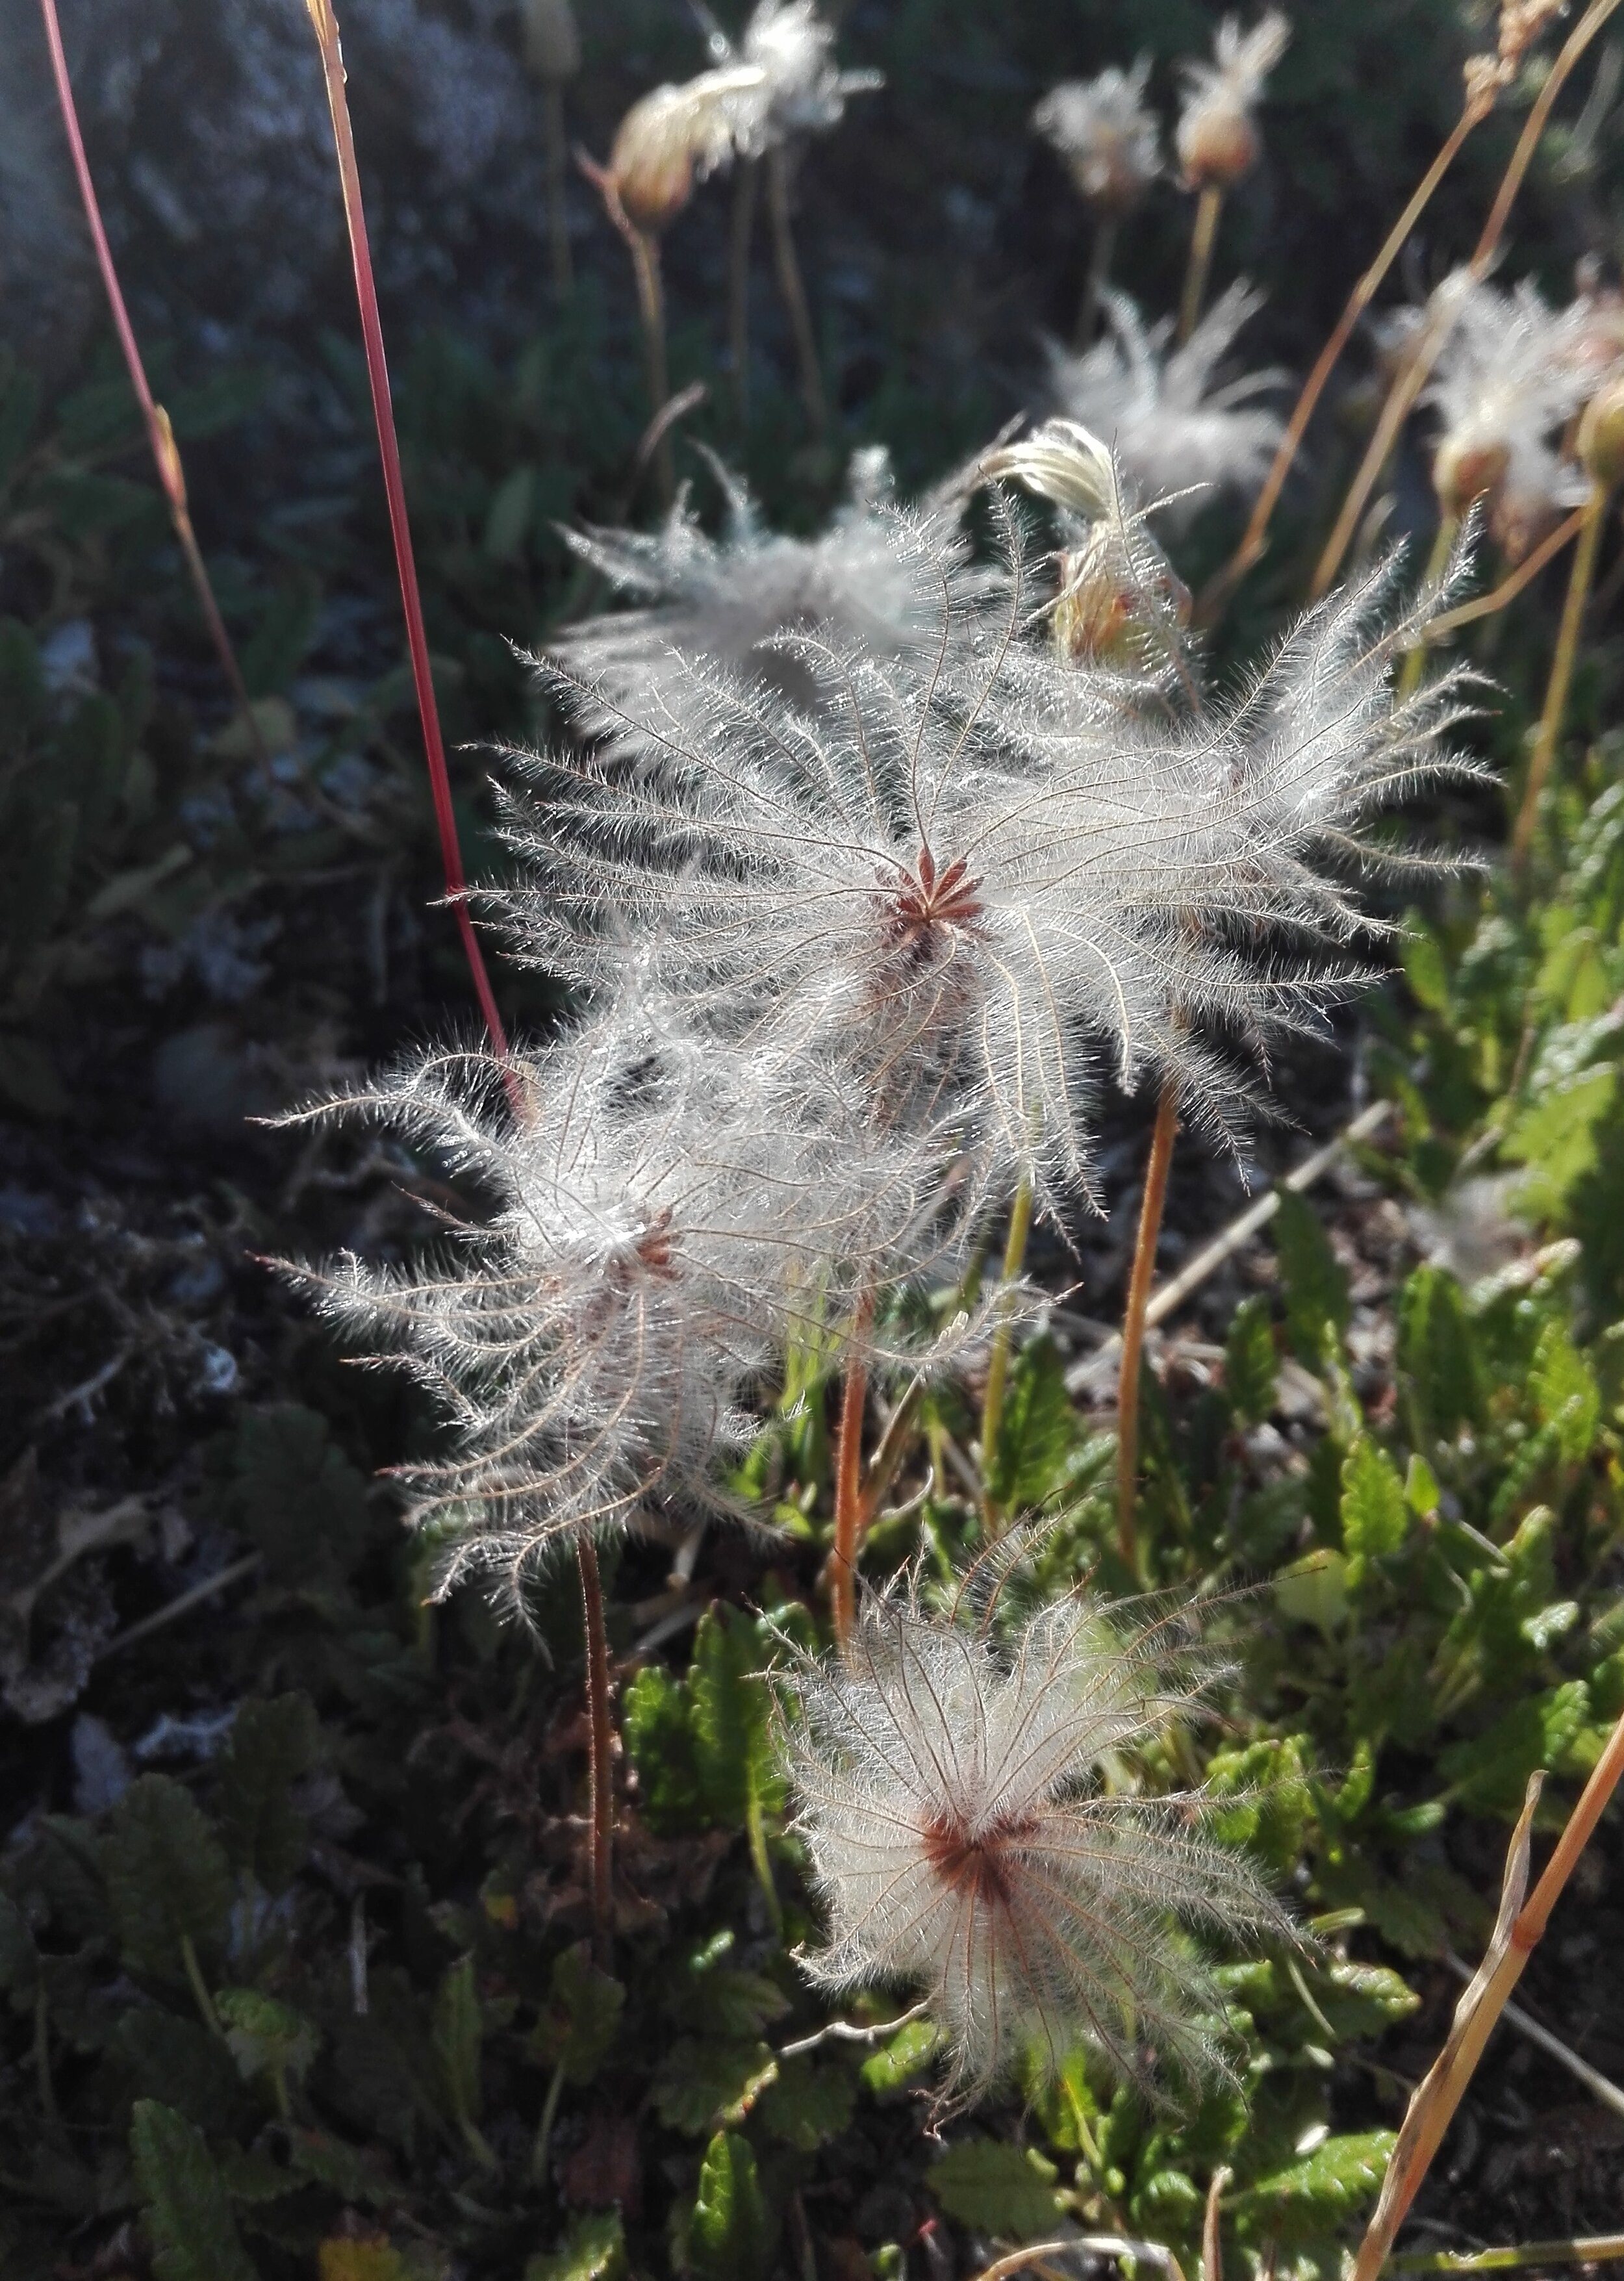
[652,2036,777,2134]
[1504,1067,1616,1219]
[622,1664,704,1835]
[1340,1437,1409,1581]
[860,2014,940,2092]
[432,1953,485,2130]
[524,2213,626,2281]
[1275,1190,1349,1362]
[689,2131,776,2281]
[666,1959,789,2038]
[1529,1319,1600,1463]
[216,1987,321,2089]
[1397,1266,1480,1440]
[755,2052,856,2150]
[129,2100,257,2281]
[1307,1961,1421,2041]
[1440,1679,1592,1814]
[223,1405,370,1586]
[690,1605,783,1827]
[1223,1295,1278,1427]
[1230,2128,1394,2239]
[1275,1548,1349,1637]
[985,1336,1083,1510]
[112,2007,253,2134]
[531,1943,624,2084]
[216,1694,318,1894]
[930,2140,1060,2239]
[105,1776,231,1982]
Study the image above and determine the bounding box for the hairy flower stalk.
[1047,285,1286,530]
[1032,60,1160,346]
[1174,12,1289,341]
[776,1577,1291,2100]
[38,0,264,766]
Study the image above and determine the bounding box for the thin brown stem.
[830,1297,874,1657]
[1075,210,1118,348]
[1117,1082,1179,1573]
[304,0,513,1076]
[1313,0,1623,602]
[1424,506,1586,642]
[544,82,572,295]
[1178,186,1223,346]
[1512,482,1607,871]
[729,158,759,426]
[38,0,265,765]
[767,146,828,440]
[628,229,675,506]
[1207,101,1482,612]
[1397,513,1458,700]
[980,1174,1035,1534]
[576,1534,615,1968]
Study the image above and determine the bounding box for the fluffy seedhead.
[1047,284,1286,528]
[513,464,1480,1201]
[1175,10,1290,189]
[552,448,942,717]
[774,1576,1291,2102]
[277,1004,943,1601]
[607,66,761,234]
[730,0,883,149]
[1032,58,1161,214]
[1424,277,1593,550]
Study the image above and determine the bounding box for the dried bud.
[520,0,580,82]
[609,70,758,235]
[1177,103,1260,190]
[1579,373,1624,490]
[1433,434,1510,518]
[1053,529,1191,669]
[1174,12,1289,190]
[151,405,188,515]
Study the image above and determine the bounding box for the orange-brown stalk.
[576,1534,616,1967]
[302,0,511,1073]
[830,1297,874,1657]
[38,0,264,762]
[1117,1080,1179,1573]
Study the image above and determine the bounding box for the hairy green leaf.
[531,1943,624,2084]
[216,1693,318,1894]
[1341,1438,1409,1581]
[1230,2128,1395,2238]
[1275,1190,1349,1362]
[1223,1295,1278,1427]
[105,1776,231,1982]
[524,2213,626,2281]
[689,2131,776,2281]
[129,2100,257,2281]
[930,2140,1060,2238]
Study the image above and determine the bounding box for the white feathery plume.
[552,448,946,717]
[774,1574,1291,2102]
[275,1001,950,1600]
[607,63,765,235]
[1032,58,1161,214]
[1423,277,1595,554]
[505,474,1481,1197]
[1175,11,1291,190]
[732,0,883,149]
[1046,284,1286,529]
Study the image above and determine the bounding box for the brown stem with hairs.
[629,231,675,506]
[1075,211,1118,348]
[729,157,759,426]
[1117,1081,1180,1573]
[767,146,828,440]
[38,0,265,765]
[576,1535,615,1967]
[1423,505,1587,643]
[1178,186,1223,345]
[1312,0,1623,602]
[830,1297,874,1657]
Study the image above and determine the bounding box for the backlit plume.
[1047,284,1286,526]
[1424,277,1595,555]
[775,1578,1291,2099]
[1032,59,1161,215]
[1174,11,1290,191]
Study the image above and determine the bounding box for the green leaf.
[690,1605,783,1826]
[531,1943,624,2084]
[1223,1295,1278,1427]
[222,1405,370,1587]
[524,2213,627,2281]
[1504,1067,1617,1219]
[622,1664,704,1835]
[1340,1438,1409,1582]
[216,1988,321,2089]
[1397,1266,1480,1439]
[1529,1319,1601,1463]
[1274,1547,1349,1637]
[1307,1961,1421,2041]
[432,1953,485,2130]
[931,2141,1060,2239]
[1440,1680,1592,1815]
[652,2037,777,2134]
[985,1337,1083,1510]
[105,1776,232,1982]
[129,2100,257,2281]
[1401,921,1452,1014]
[216,1694,318,1894]
[240,572,320,698]
[112,2009,253,2134]
[755,2052,856,2150]
[1275,1190,1350,1362]
[689,2132,776,2281]
[1230,2129,1395,2239]
[665,1952,789,2038]
[860,2015,940,2093]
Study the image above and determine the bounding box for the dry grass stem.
[1511,481,1607,868]
[1117,1080,1180,1571]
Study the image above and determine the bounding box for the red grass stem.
[38,0,264,763]
[1117,1081,1180,1574]
[576,1535,616,1967]
[830,1297,874,1658]
[304,0,511,1071]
